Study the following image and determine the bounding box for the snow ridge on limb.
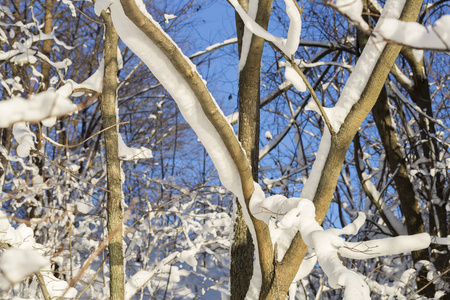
[376,14,450,51]
[0,91,76,128]
[0,210,77,298]
[102,0,253,202]
[328,0,407,132]
[237,0,259,72]
[229,0,302,57]
[334,0,369,30]
[0,91,76,158]
[94,0,263,297]
[190,37,238,59]
[250,194,432,299]
[302,0,410,220]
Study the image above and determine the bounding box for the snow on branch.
[314,0,407,133]
[118,133,153,161]
[295,0,409,209]
[333,0,369,31]
[0,91,77,128]
[376,15,450,51]
[100,0,253,202]
[94,0,263,297]
[229,0,302,57]
[0,210,77,298]
[12,122,35,157]
[340,233,431,259]
[230,0,337,134]
[190,37,238,59]
[249,191,432,299]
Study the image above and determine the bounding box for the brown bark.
[372,87,427,259]
[274,2,425,298]
[0,127,12,190]
[118,0,255,203]
[41,0,54,90]
[400,48,449,294]
[100,12,125,300]
[232,1,272,299]
[354,133,401,236]
[113,0,424,298]
[311,0,424,223]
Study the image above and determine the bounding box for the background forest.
[0,0,449,299]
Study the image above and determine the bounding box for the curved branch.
[117,0,255,202]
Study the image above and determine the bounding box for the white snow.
[226,111,239,125]
[377,15,450,50]
[368,0,383,13]
[190,38,238,58]
[285,62,306,92]
[94,0,113,16]
[284,0,302,56]
[298,0,407,204]
[236,0,259,72]
[412,49,424,62]
[229,0,300,56]
[43,273,78,299]
[433,236,450,245]
[76,201,93,214]
[164,14,177,23]
[299,128,332,200]
[392,64,413,87]
[0,210,76,296]
[56,59,104,100]
[118,133,153,161]
[361,173,407,235]
[12,122,35,157]
[250,189,431,298]
[340,233,431,259]
[286,199,371,299]
[124,252,179,299]
[0,91,77,128]
[125,270,152,299]
[336,0,369,30]
[0,248,48,283]
[178,247,198,269]
[328,0,406,131]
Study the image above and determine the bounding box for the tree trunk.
[372,86,433,298]
[0,127,12,190]
[357,3,434,296]
[41,0,53,90]
[100,12,125,300]
[264,2,425,298]
[372,88,427,254]
[231,1,273,298]
[400,49,449,283]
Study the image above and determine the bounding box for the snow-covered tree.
[0,0,449,299]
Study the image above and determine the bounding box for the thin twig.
[36,272,51,300]
[408,266,450,299]
[74,5,104,25]
[268,41,336,135]
[289,55,336,135]
[75,256,108,300]
[33,150,110,192]
[41,121,129,149]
